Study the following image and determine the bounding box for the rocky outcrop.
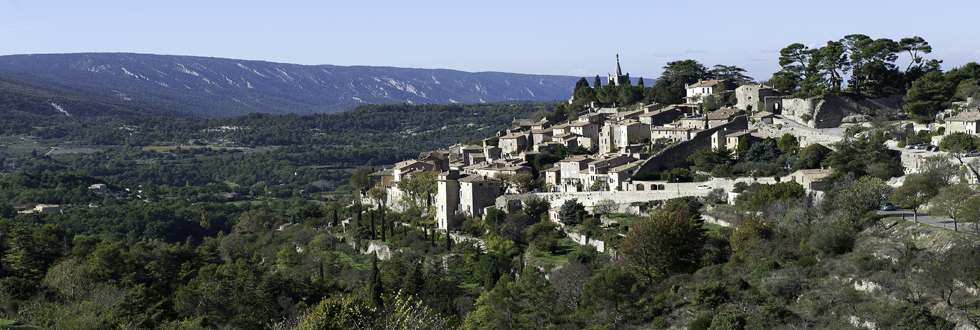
[779,94,905,128]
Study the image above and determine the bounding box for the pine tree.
[401,260,424,297]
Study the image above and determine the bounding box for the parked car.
[905,141,924,149]
[880,202,896,211]
[696,185,711,190]
[927,145,939,152]
[963,150,980,157]
[916,144,933,150]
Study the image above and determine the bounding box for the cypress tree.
[368,253,383,307]
[380,217,386,242]
[446,230,452,250]
[332,208,338,227]
[369,211,376,240]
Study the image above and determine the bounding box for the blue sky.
[2,0,978,83]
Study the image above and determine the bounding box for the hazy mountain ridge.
[0,53,579,117]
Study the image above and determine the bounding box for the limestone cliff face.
[778,95,905,128]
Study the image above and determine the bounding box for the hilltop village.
[367,55,972,237]
[4,42,980,328]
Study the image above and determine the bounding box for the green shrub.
[690,313,714,330]
[760,273,801,304]
[753,259,780,278]
[883,304,954,330]
[806,221,855,257]
[709,310,747,330]
[532,237,559,253]
[0,277,37,301]
[692,281,728,310]
[856,255,891,272]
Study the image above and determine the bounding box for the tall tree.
[647,60,711,104]
[892,175,939,222]
[710,64,753,84]
[350,167,372,196]
[579,265,640,330]
[368,253,384,307]
[899,36,933,74]
[929,184,976,231]
[618,207,704,286]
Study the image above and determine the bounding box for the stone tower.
[607,54,630,86]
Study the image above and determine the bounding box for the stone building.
[599,120,650,154]
[607,54,630,86]
[435,170,502,230]
[499,133,528,155]
[685,80,737,103]
[945,111,980,135]
[735,84,786,111]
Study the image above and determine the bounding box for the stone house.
[638,106,684,126]
[393,160,434,182]
[722,129,768,152]
[651,125,701,142]
[531,128,553,145]
[598,120,650,154]
[495,193,540,213]
[418,150,450,172]
[706,107,745,128]
[569,121,600,139]
[735,84,786,111]
[685,80,738,104]
[751,111,775,124]
[945,111,980,135]
[435,170,502,230]
[783,169,833,191]
[499,133,528,155]
[368,169,395,189]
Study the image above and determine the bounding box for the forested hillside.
[0,73,191,118]
[0,53,579,117]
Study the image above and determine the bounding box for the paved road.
[877,207,976,232]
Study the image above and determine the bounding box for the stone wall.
[566,231,607,252]
[636,115,748,174]
[778,94,905,128]
[750,120,842,148]
[534,177,776,215]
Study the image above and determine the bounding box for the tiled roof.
[688,80,726,88]
[947,111,980,122]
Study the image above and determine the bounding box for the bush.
[692,281,728,310]
[711,164,733,178]
[0,277,37,301]
[855,255,891,272]
[760,273,801,304]
[532,237,559,253]
[709,310,747,330]
[806,221,855,257]
[883,304,954,330]
[690,313,714,330]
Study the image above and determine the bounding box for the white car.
[696,185,711,190]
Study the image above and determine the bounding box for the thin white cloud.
[936,47,963,57]
[654,49,706,58]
